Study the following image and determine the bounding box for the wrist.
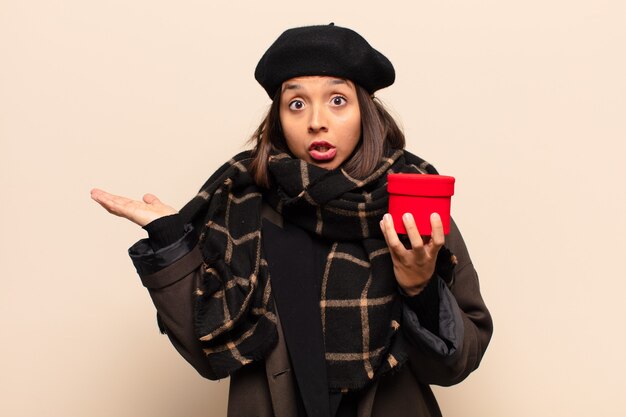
[399,280,428,297]
[143,213,185,249]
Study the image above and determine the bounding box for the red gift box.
[387,173,455,235]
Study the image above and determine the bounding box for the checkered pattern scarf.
[179,148,438,392]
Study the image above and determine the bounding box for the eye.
[288,100,305,110]
[331,95,347,106]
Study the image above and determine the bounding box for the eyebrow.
[281,78,349,92]
[282,83,301,92]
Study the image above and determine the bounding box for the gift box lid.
[387,173,455,197]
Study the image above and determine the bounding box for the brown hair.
[247,84,405,187]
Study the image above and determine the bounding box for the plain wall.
[2,1,625,416]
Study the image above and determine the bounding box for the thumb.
[143,193,161,205]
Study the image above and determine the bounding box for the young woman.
[91,24,492,417]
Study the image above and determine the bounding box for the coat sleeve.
[128,226,219,380]
[402,219,493,386]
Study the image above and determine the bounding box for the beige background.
[2,0,625,416]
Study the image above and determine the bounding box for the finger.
[101,192,134,209]
[380,213,406,257]
[429,212,445,251]
[90,188,108,202]
[143,193,161,205]
[91,188,123,204]
[379,216,398,261]
[91,189,136,216]
[402,213,424,250]
[90,188,116,208]
[144,194,179,218]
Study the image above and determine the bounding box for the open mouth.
[308,141,337,162]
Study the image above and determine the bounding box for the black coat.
[129,204,493,417]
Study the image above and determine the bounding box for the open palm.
[90,188,177,227]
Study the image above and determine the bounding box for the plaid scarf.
[178,148,438,392]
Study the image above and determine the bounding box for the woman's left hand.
[379,212,445,296]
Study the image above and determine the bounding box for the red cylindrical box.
[387,173,455,235]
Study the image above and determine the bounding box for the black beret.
[254,24,395,98]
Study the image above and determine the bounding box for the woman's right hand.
[90,188,178,227]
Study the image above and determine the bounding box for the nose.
[308,104,328,133]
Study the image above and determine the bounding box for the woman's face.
[279,76,361,170]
